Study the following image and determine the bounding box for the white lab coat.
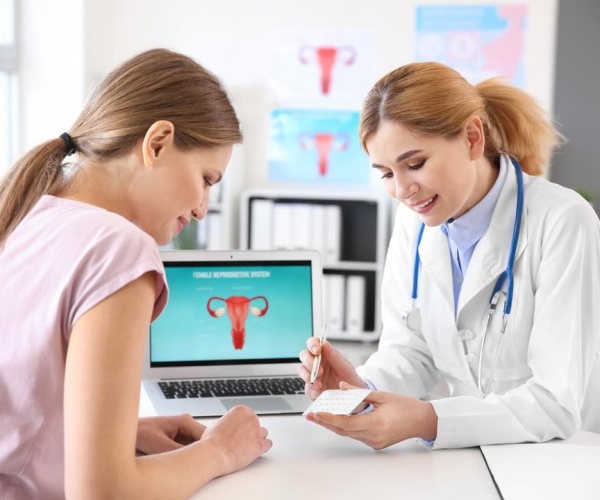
[357,158,600,449]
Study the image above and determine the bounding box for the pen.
[310,324,327,385]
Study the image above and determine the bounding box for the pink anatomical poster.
[415,4,527,87]
[267,108,369,185]
[267,27,374,107]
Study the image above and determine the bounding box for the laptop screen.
[150,259,315,367]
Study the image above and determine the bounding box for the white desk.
[140,389,498,499]
[189,415,500,500]
[140,341,600,500]
[481,431,600,500]
[140,340,600,498]
[141,386,600,500]
[140,341,499,499]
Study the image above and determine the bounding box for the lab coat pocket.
[479,289,531,384]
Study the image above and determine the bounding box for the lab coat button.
[458,329,475,341]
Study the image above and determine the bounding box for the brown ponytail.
[0,139,71,246]
[0,48,242,248]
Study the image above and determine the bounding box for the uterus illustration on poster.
[268,108,369,185]
[266,27,374,186]
[298,131,350,177]
[297,44,356,96]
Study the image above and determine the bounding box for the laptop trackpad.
[221,397,292,413]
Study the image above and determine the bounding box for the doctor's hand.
[136,414,207,455]
[298,339,368,400]
[305,382,438,450]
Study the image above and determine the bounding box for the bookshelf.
[240,188,390,341]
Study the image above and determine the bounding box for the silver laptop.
[142,249,322,417]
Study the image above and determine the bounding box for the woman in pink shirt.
[0,48,271,499]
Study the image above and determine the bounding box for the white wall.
[16,0,558,220]
[18,0,85,152]
[81,0,558,190]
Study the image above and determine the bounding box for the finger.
[298,349,315,368]
[298,351,326,390]
[339,381,361,390]
[306,337,322,354]
[262,438,274,453]
[147,434,185,454]
[177,417,207,443]
[296,363,310,382]
[297,363,322,390]
[310,411,372,433]
[306,413,371,441]
[303,379,323,400]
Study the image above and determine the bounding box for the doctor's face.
[366,119,487,227]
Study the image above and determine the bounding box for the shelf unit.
[163,181,228,251]
[164,145,252,252]
[240,187,390,341]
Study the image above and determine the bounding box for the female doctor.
[298,61,600,450]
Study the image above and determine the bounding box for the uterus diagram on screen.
[206,296,269,350]
[298,45,356,95]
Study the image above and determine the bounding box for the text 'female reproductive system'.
[207,296,269,349]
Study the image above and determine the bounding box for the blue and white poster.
[267,108,370,185]
[415,4,527,87]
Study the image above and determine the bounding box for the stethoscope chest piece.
[402,307,422,331]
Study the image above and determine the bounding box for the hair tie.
[59,132,77,156]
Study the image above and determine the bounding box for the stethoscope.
[402,158,524,397]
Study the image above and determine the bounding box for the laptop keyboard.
[158,377,306,399]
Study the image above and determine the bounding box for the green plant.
[574,187,595,203]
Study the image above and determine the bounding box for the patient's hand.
[136,414,206,455]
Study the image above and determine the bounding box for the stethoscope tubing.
[411,223,426,301]
[408,157,525,396]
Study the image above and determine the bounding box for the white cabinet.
[240,188,390,341]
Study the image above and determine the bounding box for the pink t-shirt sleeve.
[63,213,168,335]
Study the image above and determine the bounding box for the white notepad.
[303,389,370,415]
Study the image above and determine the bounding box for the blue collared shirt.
[440,157,508,315]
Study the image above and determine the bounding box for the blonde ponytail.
[476,78,563,175]
[360,62,563,176]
